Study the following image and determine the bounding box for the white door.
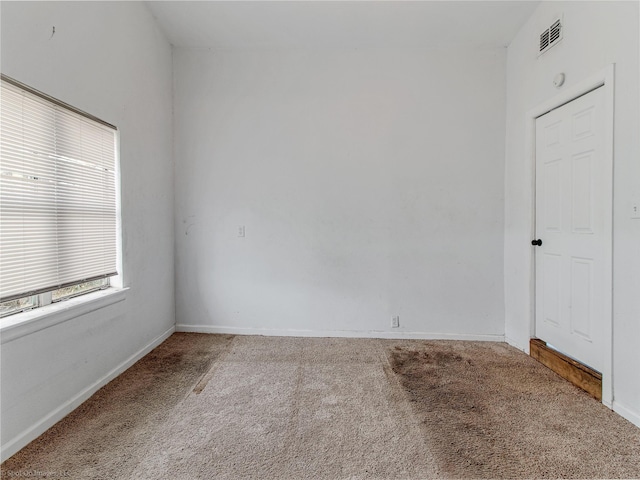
[534,86,610,373]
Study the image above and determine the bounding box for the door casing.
[524,64,615,406]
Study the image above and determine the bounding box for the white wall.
[174,47,506,339]
[504,1,640,426]
[0,1,175,458]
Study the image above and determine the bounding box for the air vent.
[538,17,563,56]
[549,19,562,43]
[540,30,550,51]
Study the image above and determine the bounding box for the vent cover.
[539,17,563,56]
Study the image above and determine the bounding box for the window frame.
[0,287,128,345]
[0,74,124,324]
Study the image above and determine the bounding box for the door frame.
[525,64,615,407]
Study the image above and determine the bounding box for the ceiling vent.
[538,17,563,56]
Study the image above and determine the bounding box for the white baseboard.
[175,324,504,342]
[505,336,529,354]
[1,326,175,462]
[613,400,640,429]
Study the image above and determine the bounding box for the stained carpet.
[2,334,640,479]
[388,341,640,479]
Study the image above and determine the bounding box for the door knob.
[531,239,543,246]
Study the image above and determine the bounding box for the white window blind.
[0,76,118,302]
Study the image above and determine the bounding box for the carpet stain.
[388,341,640,479]
[192,336,235,394]
[2,333,235,480]
[4,336,640,480]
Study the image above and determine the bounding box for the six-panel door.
[535,86,607,373]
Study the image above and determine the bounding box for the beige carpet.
[3,334,640,479]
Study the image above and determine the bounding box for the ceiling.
[146,1,540,50]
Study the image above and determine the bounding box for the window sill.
[0,288,128,345]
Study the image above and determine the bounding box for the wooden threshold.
[529,338,602,401]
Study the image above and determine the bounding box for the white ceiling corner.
[145,1,540,50]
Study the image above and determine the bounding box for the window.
[0,75,118,318]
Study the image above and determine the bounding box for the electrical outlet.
[238,225,245,237]
[391,315,400,328]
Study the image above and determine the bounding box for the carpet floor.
[2,333,640,479]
